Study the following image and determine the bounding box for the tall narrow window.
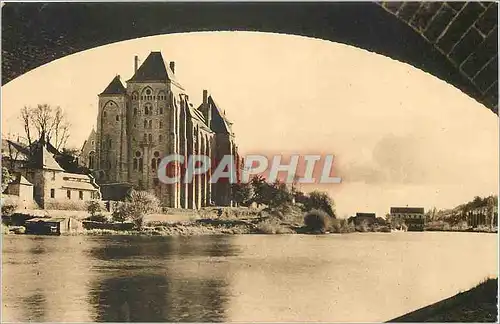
[160,107,164,114]
[79,191,84,200]
[159,135,163,142]
[144,120,147,128]
[159,121,163,129]
[50,189,55,198]
[52,171,56,180]
[103,111,107,118]
[143,134,147,142]
[139,158,143,172]
[134,107,137,115]
[133,159,138,171]
[116,115,120,121]
[151,158,157,170]
[67,190,71,199]
[148,120,152,129]
[148,134,153,142]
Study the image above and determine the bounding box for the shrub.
[86,213,109,223]
[125,190,160,229]
[304,209,331,233]
[112,203,130,223]
[330,218,356,233]
[86,200,102,218]
[255,217,292,234]
[356,219,370,232]
[1,199,18,216]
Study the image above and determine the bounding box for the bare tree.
[19,104,70,150]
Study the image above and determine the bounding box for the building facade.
[2,137,101,209]
[80,51,241,209]
[390,207,425,231]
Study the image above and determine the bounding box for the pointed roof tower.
[127,52,183,88]
[100,75,126,95]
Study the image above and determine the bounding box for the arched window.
[88,151,95,169]
[159,134,163,142]
[133,151,142,171]
[144,103,152,115]
[148,120,152,129]
[132,92,138,100]
[153,151,161,170]
[148,134,153,142]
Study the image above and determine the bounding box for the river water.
[2,232,498,322]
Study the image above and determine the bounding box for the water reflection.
[90,275,228,322]
[2,233,498,322]
[86,236,234,322]
[21,291,46,322]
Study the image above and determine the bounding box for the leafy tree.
[1,167,13,193]
[124,190,160,229]
[86,200,101,218]
[268,180,293,208]
[231,181,254,206]
[112,202,130,223]
[250,175,271,206]
[304,191,336,218]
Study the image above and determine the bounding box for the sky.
[2,31,498,217]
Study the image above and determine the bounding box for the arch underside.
[1,2,497,113]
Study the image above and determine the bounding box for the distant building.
[349,213,377,226]
[2,135,101,209]
[390,207,425,231]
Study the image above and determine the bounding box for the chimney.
[202,89,211,128]
[203,89,208,105]
[169,61,175,74]
[134,55,139,74]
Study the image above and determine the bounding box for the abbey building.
[81,51,241,209]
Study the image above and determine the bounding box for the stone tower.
[96,75,128,183]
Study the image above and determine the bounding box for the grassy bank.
[389,278,498,322]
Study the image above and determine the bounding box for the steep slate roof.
[11,174,33,186]
[127,52,182,88]
[208,96,233,134]
[100,75,126,95]
[31,144,64,171]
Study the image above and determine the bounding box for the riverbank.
[389,278,498,322]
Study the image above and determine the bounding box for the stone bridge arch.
[2,2,497,113]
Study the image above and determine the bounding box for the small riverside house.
[25,217,83,235]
